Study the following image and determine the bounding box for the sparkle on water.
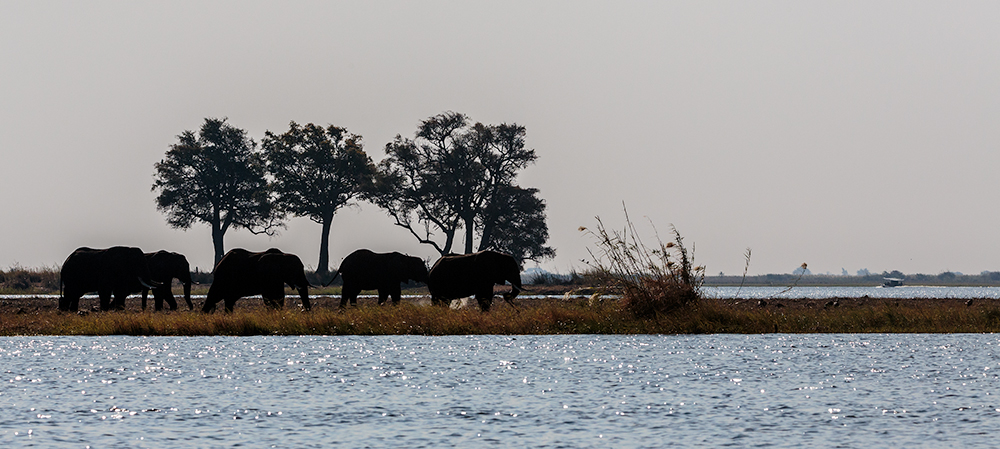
[2,334,1000,447]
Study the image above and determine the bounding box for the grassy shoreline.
[3,296,1000,336]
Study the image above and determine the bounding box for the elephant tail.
[322,270,341,288]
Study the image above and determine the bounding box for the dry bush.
[1,264,61,292]
[582,206,704,318]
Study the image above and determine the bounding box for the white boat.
[882,277,904,287]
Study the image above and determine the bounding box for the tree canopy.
[152,118,279,266]
[262,122,376,274]
[370,111,554,263]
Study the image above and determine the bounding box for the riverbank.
[3,294,1000,335]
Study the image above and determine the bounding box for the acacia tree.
[152,118,279,267]
[262,122,375,274]
[370,111,554,263]
[477,185,555,262]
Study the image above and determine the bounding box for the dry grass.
[670,299,1000,333]
[3,298,1000,336]
[581,205,704,318]
[0,300,638,336]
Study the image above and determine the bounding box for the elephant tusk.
[138,277,158,290]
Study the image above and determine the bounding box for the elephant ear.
[279,254,308,289]
[256,254,283,286]
[388,253,405,282]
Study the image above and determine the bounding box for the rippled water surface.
[3,334,1000,447]
[8,285,1000,301]
[703,285,1000,299]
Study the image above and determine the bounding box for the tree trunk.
[463,214,476,254]
[212,225,225,269]
[441,229,456,256]
[211,209,226,268]
[317,212,334,275]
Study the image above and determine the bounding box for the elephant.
[202,248,312,313]
[59,246,161,312]
[328,249,428,308]
[141,250,194,311]
[427,250,523,312]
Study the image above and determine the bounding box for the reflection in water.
[1,334,1000,447]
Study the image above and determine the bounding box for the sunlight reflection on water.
[7,286,1000,301]
[704,285,1000,299]
[2,334,1000,447]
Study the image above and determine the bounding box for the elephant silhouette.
[427,250,522,312]
[328,249,428,308]
[59,246,160,312]
[202,248,312,313]
[141,250,194,311]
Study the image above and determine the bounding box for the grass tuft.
[581,204,704,318]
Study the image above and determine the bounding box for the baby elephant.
[329,249,428,308]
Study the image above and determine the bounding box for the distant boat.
[882,277,904,287]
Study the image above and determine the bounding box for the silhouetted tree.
[477,185,555,263]
[152,118,280,266]
[370,111,554,263]
[262,122,376,274]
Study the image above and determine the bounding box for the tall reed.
[581,205,704,318]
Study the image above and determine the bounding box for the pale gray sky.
[2,1,998,276]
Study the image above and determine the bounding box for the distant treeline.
[0,266,347,294]
[704,271,1000,287]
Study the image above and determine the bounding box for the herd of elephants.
[58,246,524,314]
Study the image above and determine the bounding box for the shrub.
[581,205,704,318]
[1,264,61,292]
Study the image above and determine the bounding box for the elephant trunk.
[183,280,193,310]
[298,286,311,311]
[502,277,522,303]
[322,270,340,287]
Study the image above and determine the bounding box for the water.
[703,285,1000,299]
[8,285,1000,302]
[2,335,1000,447]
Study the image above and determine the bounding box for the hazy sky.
[2,1,999,276]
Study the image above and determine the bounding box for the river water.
[703,285,1000,299]
[2,334,1000,448]
[9,285,1000,302]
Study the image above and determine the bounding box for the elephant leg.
[202,295,219,313]
[224,297,238,313]
[390,285,402,305]
[68,295,81,312]
[60,288,74,311]
[99,290,113,311]
[112,291,127,311]
[263,295,284,309]
[298,288,310,311]
[341,285,361,308]
[476,288,494,312]
[142,289,149,311]
[377,290,388,305]
[61,288,83,312]
[158,289,178,311]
